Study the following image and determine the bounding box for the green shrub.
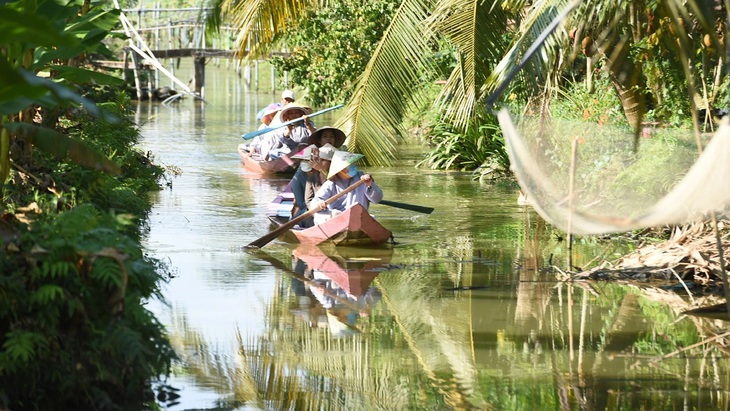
[0,204,175,410]
[417,111,510,177]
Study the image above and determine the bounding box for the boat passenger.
[289,127,347,220]
[289,143,336,228]
[245,103,282,155]
[269,89,297,126]
[259,103,315,160]
[310,150,383,226]
[257,103,282,130]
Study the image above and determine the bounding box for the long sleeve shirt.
[311,171,383,212]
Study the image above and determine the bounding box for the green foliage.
[0,204,176,410]
[549,76,625,125]
[269,0,399,107]
[417,110,509,175]
[0,0,124,188]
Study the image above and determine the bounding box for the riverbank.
[575,221,730,312]
[0,95,176,410]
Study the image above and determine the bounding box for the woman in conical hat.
[261,102,315,160]
[310,150,383,225]
[288,127,345,224]
[308,126,346,149]
[288,143,336,227]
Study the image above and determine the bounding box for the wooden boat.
[238,143,299,174]
[267,185,393,247]
[294,204,392,246]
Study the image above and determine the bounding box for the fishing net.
[497,108,730,235]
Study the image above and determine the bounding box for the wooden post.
[167,18,174,88]
[254,60,259,91]
[270,63,275,92]
[130,50,143,100]
[243,36,251,87]
[154,2,160,90]
[194,53,205,98]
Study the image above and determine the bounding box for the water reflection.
[291,245,389,338]
[138,65,730,410]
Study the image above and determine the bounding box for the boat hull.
[238,143,298,174]
[293,204,392,247]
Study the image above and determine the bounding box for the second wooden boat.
[238,143,299,174]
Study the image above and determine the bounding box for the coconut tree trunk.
[585,37,647,130]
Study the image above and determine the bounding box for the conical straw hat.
[327,151,364,179]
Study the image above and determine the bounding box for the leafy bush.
[270,0,399,107]
[0,204,175,410]
[417,110,509,177]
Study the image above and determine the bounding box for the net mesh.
[497,108,730,235]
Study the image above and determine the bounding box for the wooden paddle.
[245,179,367,248]
[378,199,434,214]
[241,104,345,140]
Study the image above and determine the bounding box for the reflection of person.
[307,269,382,338]
[310,151,383,225]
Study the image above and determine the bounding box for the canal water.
[137,65,730,410]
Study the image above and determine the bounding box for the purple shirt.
[312,171,383,212]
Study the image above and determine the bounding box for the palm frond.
[221,0,325,60]
[335,0,438,166]
[485,0,577,108]
[428,0,511,129]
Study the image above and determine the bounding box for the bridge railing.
[102,3,288,99]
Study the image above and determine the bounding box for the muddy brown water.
[138,65,730,410]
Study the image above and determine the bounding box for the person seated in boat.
[289,127,347,218]
[289,143,337,228]
[310,150,383,226]
[257,103,282,131]
[260,103,316,160]
[245,103,282,156]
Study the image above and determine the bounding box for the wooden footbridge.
[96,2,289,102]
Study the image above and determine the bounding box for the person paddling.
[310,150,383,225]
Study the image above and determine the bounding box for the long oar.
[245,179,366,249]
[378,199,434,214]
[241,104,345,140]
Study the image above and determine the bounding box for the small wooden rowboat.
[267,185,392,247]
[238,143,299,174]
[292,204,392,246]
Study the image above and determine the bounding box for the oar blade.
[379,199,434,214]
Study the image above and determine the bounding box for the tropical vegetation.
[1,0,175,409]
[214,0,728,172]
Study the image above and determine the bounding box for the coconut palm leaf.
[221,0,327,59]
[484,0,578,108]
[334,0,438,165]
[427,0,512,129]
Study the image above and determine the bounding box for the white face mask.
[301,162,313,172]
